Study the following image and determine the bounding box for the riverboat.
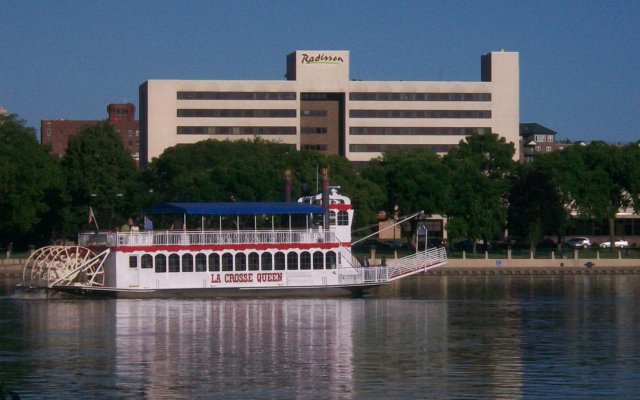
[22,185,447,298]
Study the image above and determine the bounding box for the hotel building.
[139,50,519,165]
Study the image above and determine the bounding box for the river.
[1,274,639,399]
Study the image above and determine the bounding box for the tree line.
[2,112,639,253]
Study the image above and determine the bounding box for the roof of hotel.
[145,202,325,216]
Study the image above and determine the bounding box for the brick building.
[41,103,140,162]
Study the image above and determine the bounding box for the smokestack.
[284,169,292,202]
[321,168,329,228]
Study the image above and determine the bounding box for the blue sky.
[1,0,638,143]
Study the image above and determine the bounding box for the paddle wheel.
[22,245,110,289]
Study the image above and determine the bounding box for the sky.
[1,0,638,143]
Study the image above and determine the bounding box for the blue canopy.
[145,202,325,216]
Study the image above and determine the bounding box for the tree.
[443,133,516,254]
[0,114,65,247]
[507,164,565,254]
[360,147,448,244]
[146,139,384,229]
[61,122,139,234]
[536,143,630,251]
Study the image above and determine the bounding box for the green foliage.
[507,164,565,252]
[146,139,384,228]
[61,122,139,233]
[361,147,448,217]
[0,114,64,247]
[443,133,516,250]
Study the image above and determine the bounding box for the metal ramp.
[385,247,447,281]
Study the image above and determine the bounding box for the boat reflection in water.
[111,299,359,398]
[6,275,640,399]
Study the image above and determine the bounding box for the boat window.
[209,253,220,272]
[195,253,207,272]
[129,256,138,269]
[169,254,180,272]
[155,254,167,273]
[329,211,337,226]
[326,251,337,269]
[248,252,259,271]
[313,251,324,270]
[337,211,349,226]
[300,251,311,270]
[141,254,153,269]
[287,252,298,270]
[261,252,273,271]
[235,253,247,271]
[182,254,194,272]
[274,252,285,270]
[222,253,233,271]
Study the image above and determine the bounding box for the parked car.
[599,239,629,248]
[565,237,591,249]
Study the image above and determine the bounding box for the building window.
[349,92,491,101]
[350,110,491,119]
[178,109,296,118]
[301,110,327,117]
[302,144,328,151]
[301,127,328,134]
[349,144,454,153]
[177,126,296,135]
[349,127,490,136]
[546,146,552,152]
[177,91,296,100]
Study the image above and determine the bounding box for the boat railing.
[78,229,335,247]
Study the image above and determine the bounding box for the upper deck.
[78,228,337,248]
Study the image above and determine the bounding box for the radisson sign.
[300,53,344,65]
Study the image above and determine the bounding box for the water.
[1,275,640,399]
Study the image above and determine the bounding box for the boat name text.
[210,272,284,284]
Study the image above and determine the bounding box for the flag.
[88,206,99,230]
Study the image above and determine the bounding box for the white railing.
[386,247,448,280]
[78,229,335,248]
